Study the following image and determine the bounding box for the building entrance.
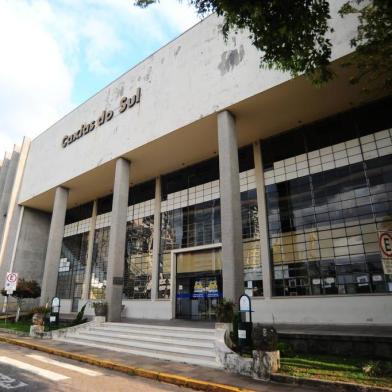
[175,247,222,321]
[176,273,222,321]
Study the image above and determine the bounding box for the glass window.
[57,233,89,299]
[90,227,110,299]
[123,215,154,299]
[263,97,392,297]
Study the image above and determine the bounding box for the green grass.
[279,353,392,389]
[0,320,68,333]
[0,320,31,332]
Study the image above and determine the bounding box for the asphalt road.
[0,342,193,392]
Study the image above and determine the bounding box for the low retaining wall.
[280,333,392,360]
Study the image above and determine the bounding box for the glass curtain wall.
[262,97,392,296]
[240,146,263,296]
[57,203,92,303]
[57,233,89,300]
[159,157,221,298]
[158,145,263,299]
[90,226,110,299]
[123,179,155,299]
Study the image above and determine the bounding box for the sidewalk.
[0,332,315,392]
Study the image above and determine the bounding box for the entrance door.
[176,273,222,321]
[175,247,222,321]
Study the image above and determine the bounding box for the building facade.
[0,5,391,325]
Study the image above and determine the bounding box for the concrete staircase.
[54,322,220,368]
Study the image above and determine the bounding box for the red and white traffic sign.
[4,272,18,293]
[379,231,392,258]
[379,232,392,275]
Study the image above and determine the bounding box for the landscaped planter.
[92,302,107,317]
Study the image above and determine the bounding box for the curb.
[0,335,255,392]
[271,373,392,392]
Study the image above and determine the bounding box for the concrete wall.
[0,148,20,244]
[252,295,392,326]
[19,1,358,204]
[11,207,51,284]
[121,300,172,320]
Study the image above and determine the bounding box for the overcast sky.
[0,0,200,158]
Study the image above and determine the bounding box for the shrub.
[252,324,278,351]
[1,279,41,322]
[216,298,234,323]
[362,360,392,377]
[31,306,50,315]
[277,342,294,356]
[71,304,87,326]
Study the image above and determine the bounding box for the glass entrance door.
[176,273,222,321]
[175,247,222,321]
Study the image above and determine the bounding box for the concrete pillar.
[81,200,98,300]
[40,186,69,305]
[151,177,161,300]
[253,142,273,298]
[106,158,130,321]
[217,110,243,304]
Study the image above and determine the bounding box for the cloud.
[0,0,200,158]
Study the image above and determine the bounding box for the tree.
[134,0,392,89]
[340,0,392,91]
[1,279,41,322]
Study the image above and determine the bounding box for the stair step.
[66,333,215,357]
[55,337,220,368]
[80,330,214,348]
[89,326,215,341]
[105,322,215,335]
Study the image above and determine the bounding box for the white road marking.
[0,357,69,382]
[27,354,102,377]
[0,372,27,390]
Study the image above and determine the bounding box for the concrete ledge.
[271,373,392,392]
[0,335,255,392]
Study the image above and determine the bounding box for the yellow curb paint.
[0,335,255,392]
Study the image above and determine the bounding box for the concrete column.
[106,158,130,321]
[40,186,68,305]
[81,200,98,300]
[151,177,161,300]
[217,110,243,304]
[253,142,273,298]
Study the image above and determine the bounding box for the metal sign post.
[238,294,254,352]
[49,297,61,330]
[3,272,17,325]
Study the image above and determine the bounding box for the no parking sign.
[4,272,18,294]
[379,232,392,274]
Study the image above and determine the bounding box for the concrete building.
[1,3,391,326]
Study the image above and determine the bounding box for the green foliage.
[135,0,392,89]
[1,279,41,300]
[281,354,392,389]
[215,298,234,322]
[339,0,392,91]
[277,341,294,357]
[252,324,278,351]
[71,303,87,326]
[362,360,392,377]
[230,312,239,346]
[31,306,50,315]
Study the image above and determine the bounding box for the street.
[0,342,317,392]
[0,342,192,392]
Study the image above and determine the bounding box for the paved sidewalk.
[0,332,315,392]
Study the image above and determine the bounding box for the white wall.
[122,300,171,320]
[19,2,357,204]
[252,295,392,325]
